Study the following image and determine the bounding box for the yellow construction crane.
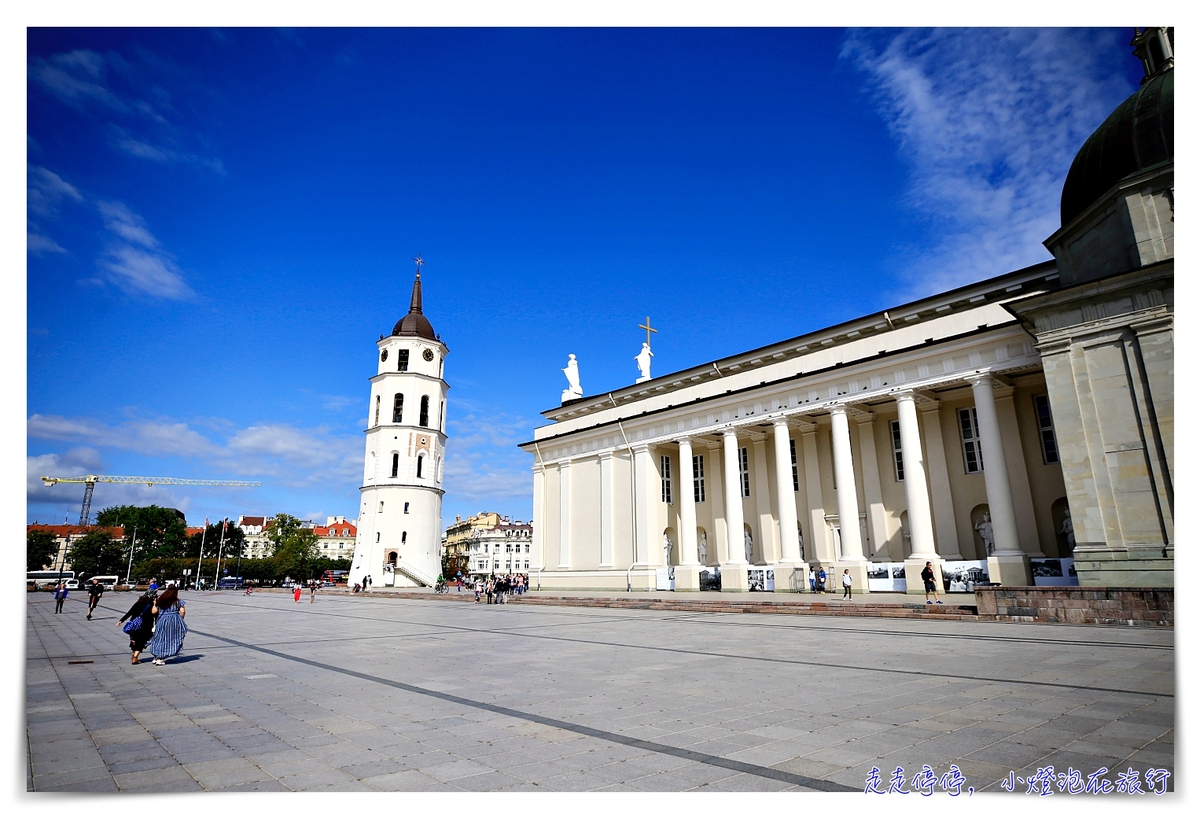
[40,474,262,526]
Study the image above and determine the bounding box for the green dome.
[1060,68,1173,226]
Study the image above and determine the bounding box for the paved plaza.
[26,589,1174,793]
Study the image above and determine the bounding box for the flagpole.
[194,519,208,591]
[125,527,138,587]
[213,519,228,589]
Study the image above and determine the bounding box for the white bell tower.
[350,257,448,588]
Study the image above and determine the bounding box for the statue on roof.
[561,354,583,403]
[635,342,653,383]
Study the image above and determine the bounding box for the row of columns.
[539,373,1031,590]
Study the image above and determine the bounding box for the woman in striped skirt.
[147,586,188,666]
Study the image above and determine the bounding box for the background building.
[314,516,357,560]
[445,512,534,576]
[27,524,125,573]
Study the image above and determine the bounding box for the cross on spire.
[412,254,425,278]
[639,316,657,348]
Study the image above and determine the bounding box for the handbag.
[122,602,152,634]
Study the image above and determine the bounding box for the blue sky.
[25,27,1142,529]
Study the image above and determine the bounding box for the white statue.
[635,342,653,383]
[663,534,673,566]
[561,354,583,403]
[1060,508,1075,550]
[698,531,708,566]
[797,530,804,559]
[975,512,995,555]
[744,530,754,563]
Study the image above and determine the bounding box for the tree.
[442,551,469,579]
[67,530,127,578]
[27,529,58,571]
[269,514,320,580]
[186,520,245,561]
[95,505,188,560]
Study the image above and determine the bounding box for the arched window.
[398,349,409,372]
[416,455,424,478]
[393,394,404,423]
[419,395,430,427]
[401,531,408,544]
[440,400,446,431]
[378,502,384,513]
[387,551,397,565]
[391,453,399,478]
[376,532,381,542]
[366,452,375,480]
[403,502,410,514]
[374,396,380,426]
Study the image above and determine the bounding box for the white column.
[707,442,726,565]
[721,430,747,565]
[772,420,802,564]
[718,429,750,591]
[895,392,937,557]
[557,460,571,569]
[631,444,658,572]
[969,374,1031,585]
[676,439,699,565]
[532,464,546,572]
[751,435,774,563]
[799,422,828,563]
[598,451,614,568]
[828,406,865,561]
[919,401,962,558]
[855,413,889,559]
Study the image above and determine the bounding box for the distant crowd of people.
[471,573,528,604]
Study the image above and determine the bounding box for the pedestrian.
[474,579,482,603]
[86,578,103,620]
[817,567,827,593]
[485,578,494,605]
[353,582,361,594]
[243,584,254,596]
[146,586,188,666]
[808,567,815,593]
[922,561,943,605]
[293,583,302,603]
[149,578,158,594]
[309,579,317,603]
[842,568,853,600]
[53,583,67,614]
[365,574,372,590]
[117,592,156,665]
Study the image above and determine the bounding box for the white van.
[88,575,121,590]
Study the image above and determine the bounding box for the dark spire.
[391,256,437,340]
[409,271,423,313]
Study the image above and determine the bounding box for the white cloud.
[28,165,83,219]
[95,201,195,300]
[28,232,68,255]
[30,50,128,112]
[841,28,1136,297]
[443,401,534,503]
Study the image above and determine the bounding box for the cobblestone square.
[26,590,1174,793]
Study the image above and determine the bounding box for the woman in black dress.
[117,592,156,665]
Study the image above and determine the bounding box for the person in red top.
[293,584,302,603]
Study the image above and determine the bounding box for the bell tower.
[350,257,449,588]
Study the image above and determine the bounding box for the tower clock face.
[380,349,388,362]
[422,348,435,362]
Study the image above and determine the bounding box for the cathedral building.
[349,264,449,588]
[519,28,1173,594]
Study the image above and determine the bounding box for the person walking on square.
[474,578,482,604]
[86,578,103,620]
[817,567,827,593]
[53,583,67,614]
[118,592,156,665]
[293,583,302,603]
[147,586,187,666]
[309,579,317,603]
[808,567,816,593]
[921,561,943,604]
[486,578,494,605]
[842,568,853,600]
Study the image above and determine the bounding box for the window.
[739,447,750,498]
[378,502,384,513]
[391,453,399,478]
[891,421,905,481]
[660,455,673,504]
[789,439,799,492]
[506,543,512,553]
[403,502,410,514]
[524,544,530,554]
[398,349,409,371]
[440,401,446,431]
[416,455,424,478]
[494,544,500,553]
[693,455,705,503]
[419,396,430,427]
[524,560,529,570]
[1033,395,1059,464]
[374,396,380,426]
[393,393,404,423]
[375,532,380,542]
[959,407,984,473]
[401,531,407,543]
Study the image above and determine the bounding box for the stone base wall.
[975,586,1173,626]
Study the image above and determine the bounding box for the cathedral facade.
[349,267,448,588]
[519,29,1173,594]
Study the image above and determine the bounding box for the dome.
[1060,67,1173,226]
[391,272,438,340]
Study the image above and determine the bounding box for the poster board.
[1031,557,1079,587]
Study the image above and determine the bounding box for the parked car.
[65,579,80,590]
